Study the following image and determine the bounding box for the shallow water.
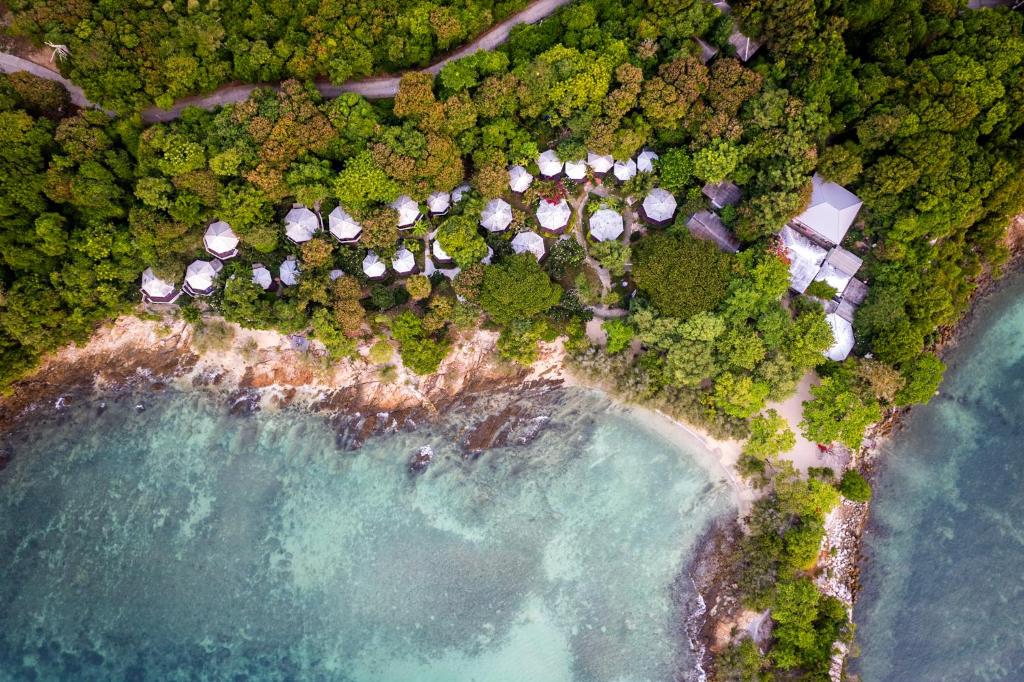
[0,385,732,681]
[853,274,1024,681]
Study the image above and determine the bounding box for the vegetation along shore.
[2,0,1024,679]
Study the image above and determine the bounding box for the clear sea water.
[0,385,732,681]
[853,273,1024,681]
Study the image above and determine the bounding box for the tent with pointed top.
[427,191,451,216]
[204,220,239,259]
[509,165,534,194]
[284,206,319,243]
[432,239,454,266]
[511,231,546,260]
[641,188,677,226]
[391,195,421,228]
[328,206,361,242]
[480,198,513,232]
[613,159,637,182]
[564,160,587,181]
[537,150,563,178]
[636,150,659,174]
[279,257,300,286]
[587,151,613,174]
[140,268,180,303]
[391,247,417,275]
[589,209,624,242]
[362,251,386,280]
[252,264,273,290]
[183,259,223,296]
[535,199,571,234]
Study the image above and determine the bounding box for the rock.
[409,445,434,473]
[134,402,146,413]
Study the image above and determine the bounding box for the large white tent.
[480,198,513,232]
[140,268,179,303]
[279,257,300,286]
[509,165,534,194]
[589,209,624,242]
[252,264,273,290]
[392,247,417,275]
[613,158,637,182]
[432,239,454,265]
[328,206,361,242]
[641,188,677,226]
[452,183,471,203]
[637,150,659,173]
[781,225,828,294]
[825,313,855,361]
[427,191,451,216]
[203,220,239,259]
[183,259,223,296]
[391,195,421,228]
[536,199,571,233]
[564,159,587,181]
[362,251,386,279]
[537,150,563,178]
[587,151,614,175]
[511,231,546,260]
[284,206,319,243]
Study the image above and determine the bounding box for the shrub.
[837,469,872,503]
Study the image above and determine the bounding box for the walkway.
[0,0,574,123]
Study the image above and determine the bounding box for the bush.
[837,469,872,503]
[804,280,838,300]
[632,232,735,319]
[368,339,393,364]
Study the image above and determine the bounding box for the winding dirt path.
[0,0,573,123]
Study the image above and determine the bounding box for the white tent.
[252,264,273,290]
[482,246,494,265]
[432,239,454,264]
[511,231,546,260]
[452,183,471,203]
[641,188,677,225]
[589,209,624,242]
[637,150,659,173]
[184,259,223,296]
[781,225,828,294]
[793,173,863,246]
[284,206,319,243]
[392,247,416,275]
[279,257,300,287]
[536,199,571,233]
[825,313,855,361]
[329,269,345,281]
[480,198,513,232]
[140,268,179,303]
[203,220,239,259]
[587,151,614,174]
[427,191,451,215]
[362,251,386,279]
[508,165,534,193]
[564,159,587,181]
[328,206,361,242]
[613,158,637,182]
[391,195,421,228]
[537,150,563,178]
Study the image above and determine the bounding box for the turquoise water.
[853,274,1024,681]
[0,386,731,681]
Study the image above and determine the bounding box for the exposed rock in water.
[408,445,434,473]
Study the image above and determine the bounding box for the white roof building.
[509,165,534,194]
[362,251,386,279]
[279,257,300,287]
[641,188,677,226]
[792,174,863,246]
[391,195,421,228]
[536,198,571,233]
[183,259,223,296]
[613,158,637,182]
[284,206,319,243]
[432,239,454,265]
[140,268,179,304]
[452,183,471,203]
[825,313,855,361]
[587,152,614,174]
[537,150,563,178]
[480,198,513,232]
[328,206,361,243]
[589,209,624,242]
[329,269,345,281]
[203,220,239,259]
[637,150,659,173]
[427,191,451,216]
[511,231,546,260]
[814,246,863,295]
[391,247,417,275]
[252,264,273,290]
[564,159,587,181]
[781,225,828,294]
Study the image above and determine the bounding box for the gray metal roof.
[687,210,740,253]
[702,181,742,209]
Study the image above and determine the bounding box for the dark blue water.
[853,274,1024,680]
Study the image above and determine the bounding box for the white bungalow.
[480,198,513,232]
[536,198,571,235]
[537,150,563,178]
[825,313,855,361]
[203,220,239,259]
[637,150,659,174]
[140,268,180,304]
[587,152,614,175]
[432,239,455,267]
[509,165,534,194]
[613,158,637,182]
[427,191,452,216]
[362,251,386,280]
[328,206,362,243]
[252,264,273,291]
[452,183,471,203]
[329,269,345,281]
[279,257,300,287]
[564,159,587,181]
[284,206,319,243]
[781,225,828,294]
[183,259,223,297]
[589,209,624,242]
[814,247,863,295]
[391,195,421,229]
[511,231,546,261]
[641,188,677,226]
[391,247,417,276]
[482,246,494,265]
[791,174,863,247]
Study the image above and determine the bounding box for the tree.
[713,373,770,419]
[437,215,488,268]
[745,410,796,460]
[404,275,431,300]
[895,353,945,406]
[800,376,882,449]
[590,240,631,277]
[837,469,872,503]
[602,319,634,354]
[632,233,735,319]
[692,139,743,183]
[480,254,562,325]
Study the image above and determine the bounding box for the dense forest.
[2,0,1023,678]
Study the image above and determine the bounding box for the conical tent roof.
[284,207,319,243]
[427,191,451,214]
[637,150,659,173]
[432,239,452,262]
[613,158,637,182]
[329,269,345,281]
[589,209,624,242]
[508,165,534,193]
[825,313,855,361]
[642,188,677,223]
[362,251,386,278]
[535,199,571,231]
[141,268,176,300]
[279,257,299,286]
[184,259,222,294]
[452,183,471,203]
[204,220,239,258]
[328,206,361,241]
[537,150,563,177]
[391,195,421,227]
[564,160,587,180]
[511,231,546,260]
[480,198,513,232]
[392,247,416,274]
[252,265,273,290]
[587,151,614,174]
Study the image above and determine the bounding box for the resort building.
[640,188,677,227]
[427,191,451,216]
[728,28,761,62]
[509,165,534,194]
[613,158,637,182]
[687,210,740,253]
[589,208,624,242]
[587,152,614,176]
[790,173,863,247]
[537,150,563,178]
[432,239,455,267]
[480,198,513,232]
[329,269,345,281]
[140,268,180,304]
[511,231,546,261]
[781,225,828,294]
[452,183,471,203]
[814,246,863,295]
[279,256,299,287]
[637,150,659,173]
[203,220,239,260]
[183,259,223,297]
[328,206,361,244]
[391,247,417,276]
[362,251,386,281]
[284,206,319,244]
[536,198,572,235]
[391,195,421,229]
[694,36,719,64]
[825,313,855,361]
[702,181,742,210]
[564,159,587,181]
[252,264,273,291]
